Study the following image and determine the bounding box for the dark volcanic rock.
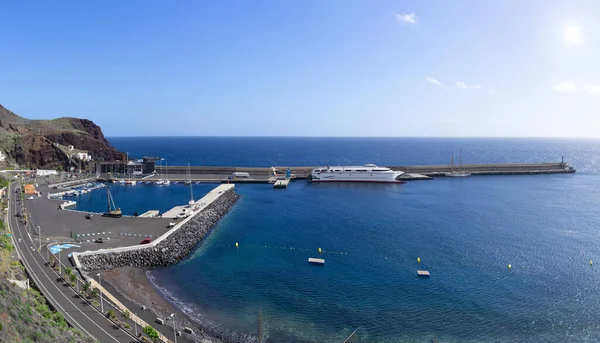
[0,104,124,168]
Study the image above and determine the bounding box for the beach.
[102,266,228,343]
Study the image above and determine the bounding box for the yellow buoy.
[318,247,322,253]
[417,257,421,263]
[590,260,593,266]
[508,264,512,269]
[235,242,239,248]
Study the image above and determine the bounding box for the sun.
[564,26,582,44]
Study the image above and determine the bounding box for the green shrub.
[106,310,116,319]
[0,321,3,331]
[143,325,159,342]
[124,323,131,329]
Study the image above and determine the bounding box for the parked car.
[95,237,104,243]
[140,238,152,245]
[85,214,93,219]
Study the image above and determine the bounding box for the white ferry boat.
[311,164,405,183]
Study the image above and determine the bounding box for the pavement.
[13,179,201,343]
[9,181,140,343]
[24,183,174,267]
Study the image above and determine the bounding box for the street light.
[97,273,104,313]
[170,313,177,343]
[37,226,41,251]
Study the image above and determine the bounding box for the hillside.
[0,104,124,169]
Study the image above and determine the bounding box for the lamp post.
[97,273,104,313]
[38,226,41,251]
[134,313,138,337]
[170,313,177,343]
[58,249,61,274]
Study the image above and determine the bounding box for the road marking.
[10,184,121,343]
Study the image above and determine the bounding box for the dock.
[97,160,576,184]
[273,178,290,188]
[417,270,430,277]
[308,257,325,265]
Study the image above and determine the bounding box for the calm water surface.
[101,138,600,342]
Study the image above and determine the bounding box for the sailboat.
[187,163,195,206]
[155,159,164,185]
[102,187,123,218]
[163,160,171,185]
[444,150,471,177]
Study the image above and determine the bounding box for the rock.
[79,189,240,270]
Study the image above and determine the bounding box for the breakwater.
[135,161,575,180]
[76,186,239,270]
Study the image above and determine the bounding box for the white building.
[73,152,92,162]
[36,169,58,176]
[0,151,5,162]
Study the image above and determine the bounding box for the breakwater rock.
[79,189,239,270]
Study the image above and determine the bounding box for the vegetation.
[143,325,159,342]
[0,277,95,342]
[106,310,116,320]
[89,288,99,299]
[122,309,130,320]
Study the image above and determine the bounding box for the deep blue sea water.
[99,137,600,342]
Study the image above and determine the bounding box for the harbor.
[95,160,576,184]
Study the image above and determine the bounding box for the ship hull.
[310,164,404,183]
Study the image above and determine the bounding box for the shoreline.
[102,266,258,343]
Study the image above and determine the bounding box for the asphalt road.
[9,182,139,343]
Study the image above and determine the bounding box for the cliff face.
[0,104,124,169]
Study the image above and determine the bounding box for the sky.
[1,0,599,137]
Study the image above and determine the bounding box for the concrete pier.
[103,161,576,183]
[74,184,239,270]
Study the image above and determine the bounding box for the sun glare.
[564,26,582,44]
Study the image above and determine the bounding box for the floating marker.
[508,264,512,269]
[417,257,421,263]
[236,242,239,248]
[590,260,593,266]
[318,247,322,254]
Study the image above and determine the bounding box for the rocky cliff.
[0,104,124,169]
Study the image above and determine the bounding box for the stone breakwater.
[79,189,239,270]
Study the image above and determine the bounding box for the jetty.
[96,160,575,184]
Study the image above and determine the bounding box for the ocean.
[87,137,600,342]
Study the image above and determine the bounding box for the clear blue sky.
[1,1,599,137]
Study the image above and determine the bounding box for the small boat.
[102,187,122,218]
[155,179,164,185]
[445,150,471,177]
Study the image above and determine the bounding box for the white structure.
[68,145,74,150]
[73,152,92,162]
[0,151,6,162]
[36,169,58,176]
[311,164,404,183]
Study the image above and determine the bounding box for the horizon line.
[105,135,600,139]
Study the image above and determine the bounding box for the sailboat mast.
[451,152,455,173]
[106,187,110,212]
[459,149,462,172]
[188,163,194,203]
